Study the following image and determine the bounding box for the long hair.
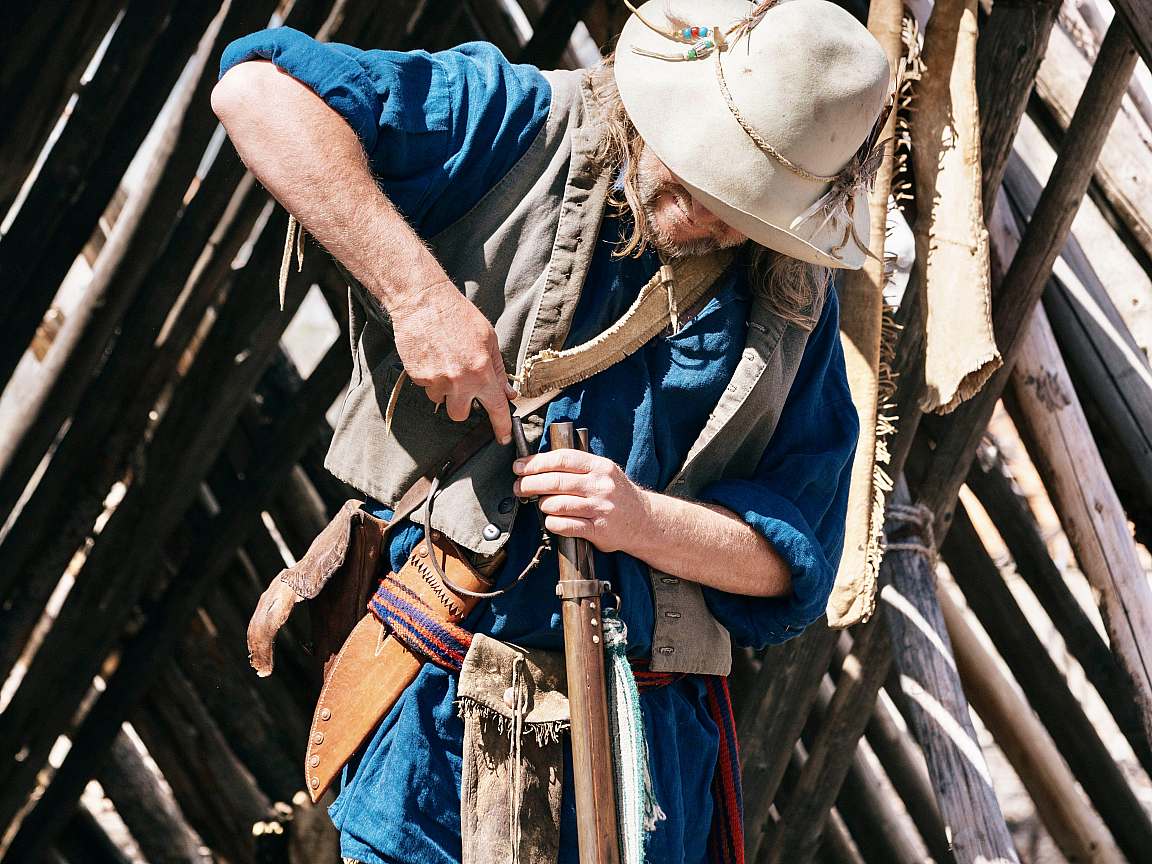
[586,57,830,330]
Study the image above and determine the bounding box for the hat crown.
[716,0,891,175]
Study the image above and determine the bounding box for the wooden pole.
[0,1,123,214]
[999,151,1152,545]
[764,618,891,864]
[940,489,1152,860]
[881,478,1019,864]
[821,808,867,864]
[98,730,208,864]
[549,422,620,864]
[741,627,838,861]
[754,1,1063,858]
[2,339,350,854]
[936,582,1124,863]
[863,691,954,863]
[1029,15,1152,277]
[0,0,278,527]
[985,178,1152,744]
[806,677,930,864]
[0,0,220,391]
[966,454,1152,777]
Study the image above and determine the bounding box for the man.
[212,1,889,861]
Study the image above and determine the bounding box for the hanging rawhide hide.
[911,0,1001,414]
[825,0,904,628]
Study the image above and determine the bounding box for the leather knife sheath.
[305,531,492,801]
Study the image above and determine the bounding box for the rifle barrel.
[550,421,620,864]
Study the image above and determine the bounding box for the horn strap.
[514,250,735,399]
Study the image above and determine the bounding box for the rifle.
[549,421,621,864]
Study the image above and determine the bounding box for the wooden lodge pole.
[986,179,1152,746]
[936,582,1124,863]
[940,489,1152,860]
[965,455,1152,777]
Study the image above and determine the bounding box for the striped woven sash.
[369,573,746,863]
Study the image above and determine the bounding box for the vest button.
[660,576,680,585]
[658,646,675,654]
[482,523,501,541]
[498,496,515,514]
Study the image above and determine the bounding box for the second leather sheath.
[305,531,492,801]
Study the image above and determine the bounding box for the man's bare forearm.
[211,60,516,440]
[514,451,794,598]
[211,59,444,314]
[630,491,792,597]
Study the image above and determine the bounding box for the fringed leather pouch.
[457,634,570,864]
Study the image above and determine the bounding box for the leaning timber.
[2,0,1152,861]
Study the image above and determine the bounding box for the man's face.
[635,144,747,258]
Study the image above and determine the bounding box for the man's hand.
[391,280,515,444]
[512,449,651,553]
[514,448,795,598]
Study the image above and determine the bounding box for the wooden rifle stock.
[550,421,621,864]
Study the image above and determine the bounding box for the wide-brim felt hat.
[614,0,892,269]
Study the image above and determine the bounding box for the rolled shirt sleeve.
[218,28,550,235]
[698,285,860,647]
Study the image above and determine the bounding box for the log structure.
[2,0,1151,861]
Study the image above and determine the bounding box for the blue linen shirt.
[222,29,859,864]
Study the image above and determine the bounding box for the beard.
[635,167,745,259]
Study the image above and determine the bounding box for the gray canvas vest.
[324,69,825,675]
